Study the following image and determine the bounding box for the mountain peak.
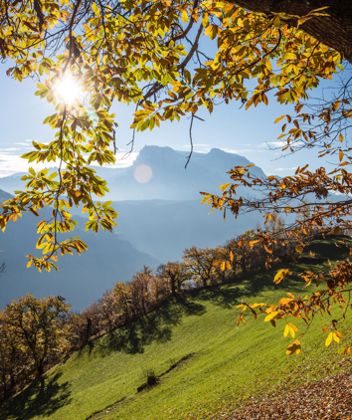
[137,145,251,163]
[138,145,178,158]
[0,145,266,200]
[208,147,226,155]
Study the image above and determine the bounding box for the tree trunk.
[228,0,352,62]
[36,364,45,394]
[1,372,7,401]
[84,317,92,346]
[170,278,176,295]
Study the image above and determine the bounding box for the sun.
[53,72,83,107]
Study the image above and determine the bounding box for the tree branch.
[227,0,352,62]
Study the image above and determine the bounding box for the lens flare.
[133,164,153,184]
[53,73,83,107]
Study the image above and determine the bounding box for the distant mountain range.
[0,146,265,200]
[0,146,265,309]
[113,199,259,262]
[0,206,158,310]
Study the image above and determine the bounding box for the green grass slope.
[3,238,352,419]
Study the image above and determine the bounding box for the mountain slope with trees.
[1,237,351,419]
[2,242,352,419]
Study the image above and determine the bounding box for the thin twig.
[185,113,195,169]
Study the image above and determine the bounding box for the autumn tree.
[1,1,352,351]
[69,312,92,350]
[2,295,70,382]
[157,262,189,295]
[129,266,155,317]
[227,231,259,275]
[112,282,133,325]
[0,318,28,400]
[183,247,220,287]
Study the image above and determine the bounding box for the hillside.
[3,241,352,419]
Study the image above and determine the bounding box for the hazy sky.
[0,65,325,178]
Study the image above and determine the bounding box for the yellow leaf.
[264,311,279,322]
[274,115,285,124]
[332,101,340,111]
[295,245,304,253]
[248,239,260,249]
[339,150,344,162]
[279,297,294,305]
[339,133,344,143]
[284,323,298,338]
[286,340,301,356]
[181,10,189,23]
[219,182,231,191]
[325,332,333,347]
[250,303,266,309]
[274,268,291,285]
[237,303,248,312]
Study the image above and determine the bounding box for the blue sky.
[0,65,323,178]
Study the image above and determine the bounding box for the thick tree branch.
[228,0,352,62]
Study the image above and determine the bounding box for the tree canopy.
[1,0,352,352]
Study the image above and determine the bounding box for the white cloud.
[271,166,298,174]
[0,152,28,177]
[110,151,138,168]
[178,143,212,153]
[263,140,287,149]
[221,147,255,154]
[0,145,139,178]
[14,140,33,148]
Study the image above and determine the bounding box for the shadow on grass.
[96,296,206,356]
[94,269,305,356]
[194,283,247,309]
[0,372,71,420]
[190,268,283,309]
[194,264,313,310]
[87,241,342,357]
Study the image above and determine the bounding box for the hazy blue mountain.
[0,146,266,309]
[0,189,11,202]
[0,173,26,194]
[96,146,265,200]
[101,147,264,260]
[0,147,265,201]
[0,209,158,310]
[114,200,259,261]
